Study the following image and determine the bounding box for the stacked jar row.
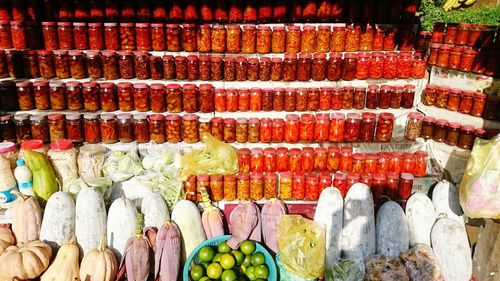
[0,0,418,24]
[3,111,396,144]
[421,84,499,121]
[431,23,499,49]
[3,49,427,81]
[185,168,415,203]
[404,114,484,150]
[237,146,427,177]
[31,22,415,53]
[14,80,418,112]
[428,44,497,76]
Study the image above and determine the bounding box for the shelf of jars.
[428,66,496,93]
[417,104,500,129]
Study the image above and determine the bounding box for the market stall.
[0,0,498,280]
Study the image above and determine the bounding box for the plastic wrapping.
[278,215,325,279]
[459,135,500,219]
[324,259,364,281]
[400,244,445,281]
[365,255,409,281]
[102,149,144,182]
[77,144,106,180]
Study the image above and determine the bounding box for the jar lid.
[415,150,428,157]
[249,172,263,180]
[166,83,181,89]
[265,172,277,179]
[302,147,314,154]
[149,114,164,121]
[212,24,225,30]
[435,119,448,126]
[380,85,392,91]
[289,148,301,155]
[346,113,361,120]
[99,82,114,89]
[285,114,299,121]
[15,81,31,87]
[450,88,461,95]
[224,174,236,181]
[284,53,297,59]
[391,152,404,159]
[88,22,103,27]
[243,25,256,30]
[224,118,236,124]
[100,113,116,120]
[165,114,180,121]
[474,92,486,99]
[4,49,19,55]
[451,46,463,53]
[117,113,132,120]
[272,118,284,124]
[83,113,99,119]
[257,25,270,30]
[474,127,487,136]
[358,52,371,58]
[133,50,149,56]
[373,173,386,181]
[368,85,379,90]
[41,21,56,26]
[360,173,372,181]
[303,25,315,30]
[316,113,329,120]
[174,55,186,61]
[65,113,81,120]
[250,87,261,93]
[333,26,345,30]
[464,48,478,54]
[378,152,391,158]
[276,147,288,154]
[263,147,276,154]
[183,113,198,121]
[307,174,319,182]
[48,113,64,120]
[440,45,452,50]
[236,117,248,124]
[117,82,132,88]
[344,53,357,59]
[36,49,52,56]
[315,147,327,154]
[104,22,118,27]
[249,117,259,123]
[353,153,365,160]
[101,50,116,56]
[50,139,73,150]
[402,152,415,159]
[393,85,404,91]
[66,81,81,87]
[120,22,134,27]
[408,112,424,119]
[251,147,263,154]
[328,52,342,59]
[334,172,347,180]
[361,112,376,120]
[280,172,292,178]
[135,23,149,28]
[260,118,272,124]
[0,142,16,153]
[197,174,210,181]
[331,112,345,120]
[49,81,64,88]
[366,153,378,160]
[134,83,148,89]
[354,86,366,92]
[238,148,250,155]
[150,83,165,90]
[20,140,44,150]
[248,58,259,63]
[423,116,436,123]
[301,114,315,121]
[183,83,196,89]
[386,52,398,57]
[401,173,414,181]
[318,25,331,30]
[117,50,133,56]
[287,25,300,30]
[447,122,461,129]
[347,172,360,180]
[386,172,399,179]
[200,84,213,89]
[57,21,72,26]
[13,113,30,121]
[86,50,100,56]
[404,84,416,90]
[73,22,86,27]
[22,50,35,55]
[328,146,340,153]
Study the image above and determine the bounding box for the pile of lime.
[190,240,270,281]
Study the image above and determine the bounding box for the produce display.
[0,0,499,280]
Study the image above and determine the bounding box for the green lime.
[239,240,256,255]
[231,250,245,265]
[218,241,232,253]
[251,252,266,266]
[220,253,236,269]
[213,253,223,263]
[207,263,223,279]
[190,265,205,281]
[242,254,252,267]
[199,246,216,262]
[245,266,256,281]
[199,277,210,281]
[200,261,210,269]
[221,269,239,281]
[254,264,269,279]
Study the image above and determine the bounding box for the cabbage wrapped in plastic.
[136,171,184,211]
[63,177,112,199]
[102,150,144,182]
[324,260,364,281]
[142,147,180,173]
[180,133,238,179]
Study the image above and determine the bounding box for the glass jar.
[359,112,376,142]
[211,24,226,53]
[345,25,360,52]
[134,23,151,51]
[286,25,301,53]
[459,48,477,72]
[66,81,83,111]
[222,175,236,201]
[366,85,378,109]
[30,115,50,143]
[457,91,474,114]
[271,26,286,53]
[345,113,361,142]
[183,114,199,143]
[436,45,451,68]
[48,82,66,110]
[411,53,427,79]
[103,23,119,50]
[435,86,449,108]
[457,125,475,150]
[270,58,283,81]
[398,173,413,200]
[327,52,342,81]
[299,114,315,143]
[378,85,391,109]
[405,112,424,141]
[197,24,211,53]
[15,81,34,110]
[339,147,353,172]
[68,51,86,79]
[433,119,448,142]
[283,53,297,82]
[256,26,271,54]
[376,113,394,142]
[284,114,299,143]
[471,93,486,117]
[419,116,435,139]
[383,52,398,79]
[353,87,366,109]
[6,49,23,78]
[238,88,249,111]
[73,22,88,50]
[41,22,57,50]
[250,148,264,172]
[397,52,413,79]
[279,172,292,200]
[258,57,271,81]
[445,122,461,146]
[446,89,461,111]
[296,88,308,111]
[81,113,100,143]
[147,114,165,144]
[48,113,65,141]
[198,56,211,81]
[422,84,437,106]
[117,51,134,79]
[284,88,296,112]
[132,83,149,112]
[0,115,15,142]
[56,22,73,49]
[53,50,71,79]
[297,53,312,81]
[149,55,163,80]
[331,26,345,52]
[84,51,102,79]
[300,25,316,53]
[115,113,133,143]
[329,113,344,142]
[101,50,119,80]
[448,46,462,69]
[241,25,256,53]
[14,114,31,142]
[316,25,331,52]
[87,23,104,50]
[22,50,39,78]
[311,53,327,81]
[342,86,354,109]
[263,148,276,172]
[36,50,55,79]
[288,149,301,172]
[99,113,118,144]
[341,53,357,81]
[355,52,370,80]
[98,82,116,112]
[238,149,251,173]
[402,85,415,109]
[271,118,285,143]
[199,84,214,113]
[119,22,135,50]
[314,114,329,142]
[165,84,182,113]
[163,114,180,143]
[134,51,150,80]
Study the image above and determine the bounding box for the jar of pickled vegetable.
[433,119,448,142]
[341,53,357,81]
[383,52,398,79]
[147,114,165,144]
[241,25,256,53]
[97,83,115,112]
[101,50,119,80]
[73,22,88,50]
[134,23,151,51]
[238,148,251,173]
[329,113,344,142]
[270,58,282,81]
[411,52,427,79]
[459,48,476,72]
[198,84,214,113]
[31,81,49,111]
[345,25,360,52]
[445,88,460,111]
[66,115,83,143]
[211,24,226,53]
[288,149,302,172]
[181,24,196,52]
[30,115,49,143]
[353,87,366,109]
[223,57,236,81]
[279,172,292,200]
[436,45,451,68]
[183,114,199,143]
[366,85,378,109]
[297,53,312,81]
[197,24,211,53]
[68,51,86,79]
[116,113,133,143]
[22,50,39,78]
[331,172,347,197]
[311,53,327,81]
[405,112,424,141]
[397,52,413,79]
[283,53,297,82]
[299,114,314,143]
[376,113,394,142]
[149,56,163,80]
[87,23,104,50]
[457,125,475,150]
[117,51,134,79]
[341,86,354,109]
[263,148,276,172]
[327,52,342,81]
[283,88,296,112]
[134,51,150,80]
[445,122,460,146]
[339,147,353,173]
[456,90,473,114]
[98,113,117,144]
[344,113,360,142]
[471,92,486,117]
[238,88,250,111]
[401,85,415,109]
[6,49,23,78]
[419,116,434,139]
[57,22,73,49]
[66,81,83,111]
[247,58,259,81]
[119,23,135,50]
[448,46,462,70]
[428,43,440,65]
[422,84,437,106]
[271,118,284,143]
[103,23,119,50]
[286,25,301,53]
[48,82,66,110]
[359,112,375,142]
[48,113,65,141]
[249,148,263,172]
[377,85,390,109]
[355,52,370,80]
[316,25,330,52]
[53,50,71,79]
[296,88,308,111]
[36,50,55,79]
[15,81,34,110]
[285,114,299,143]
[271,25,285,53]
[331,26,345,52]
[41,22,57,50]
[255,26,271,54]
[435,86,449,108]
[84,51,102,79]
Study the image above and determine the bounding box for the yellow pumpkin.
[79,236,118,281]
[41,236,80,281]
[11,191,43,244]
[0,240,52,280]
[0,227,15,255]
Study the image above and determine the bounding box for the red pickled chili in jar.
[329,113,344,142]
[459,91,474,114]
[319,88,331,110]
[301,147,314,172]
[398,52,413,79]
[285,114,299,143]
[471,92,486,117]
[376,113,394,142]
[383,52,398,79]
[135,23,151,51]
[88,23,104,50]
[330,87,342,110]
[99,113,118,144]
[57,22,73,50]
[238,88,249,111]
[133,83,150,112]
[360,112,376,142]
[73,22,88,50]
[344,113,361,142]
[272,118,284,143]
[292,172,305,199]
[150,84,166,113]
[366,85,379,109]
[286,25,301,53]
[368,52,384,79]
[314,147,328,171]
[314,113,330,142]
[289,149,302,172]
[250,148,264,173]
[305,174,320,201]
[355,52,370,80]
[41,22,57,50]
[334,173,348,197]
[104,22,119,50]
[342,86,354,109]
[271,26,286,53]
[260,118,272,143]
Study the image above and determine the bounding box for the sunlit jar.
[444,88,460,111]
[258,58,271,81]
[350,153,365,173]
[176,85,196,114]
[65,81,82,111]
[223,88,236,112]
[300,147,314,172]
[365,85,379,109]
[269,118,284,143]
[103,23,119,50]
[282,87,296,112]
[345,25,360,52]
[131,83,148,112]
[261,173,277,198]
[458,91,474,114]
[270,25,285,53]
[281,114,299,143]
[56,22,73,49]
[303,174,319,200]
[147,114,165,144]
[459,48,476,72]
[224,24,241,53]
[412,151,427,177]
[331,172,347,197]
[80,113,100,143]
[133,51,150,80]
[457,125,475,150]
[174,56,187,80]
[286,25,301,53]
[433,119,448,143]
[257,88,271,111]
[313,148,327,172]
[179,23,196,52]
[436,45,451,68]
[357,112,375,142]
[254,26,271,54]
[354,52,370,80]
[422,84,437,106]
[279,53,297,82]
[119,23,136,50]
[312,114,329,142]
[359,25,374,51]
[15,81,34,110]
[262,148,276,173]
[85,23,104,50]
[366,172,384,203]
[318,88,331,110]
[445,46,462,70]
[247,173,264,200]
[278,172,292,200]
[196,24,211,53]
[384,172,399,199]
[270,58,283,81]
[62,114,82,144]
[196,84,214,113]
[383,28,396,51]
[389,86,403,109]
[53,50,70,79]
[237,149,251,174]
[376,113,394,142]
[444,122,460,146]
[248,148,264,173]
[297,25,315,53]
[210,24,226,53]
[327,52,342,81]
[182,114,199,143]
[242,118,257,143]
[31,81,50,111]
[221,118,236,143]
[207,175,224,202]
[49,82,67,110]
[353,87,366,109]
[298,114,314,143]
[341,86,354,109]
[397,173,413,200]
[400,153,415,174]
[41,22,57,50]
[100,50,118,80]
[77,82,98,112]
[257,118,271,143]
[132,23,150,51]
[341,53,357,81]
[343,113,360,142]
[397,52,413,79]
[374,152,390,175]
[84,51,102,79]
[315,25,331,53]
[435,86,449,108]
[183,176,197,202]
[296,88,308,111]
[287,148,301,172]
[223,57,236,81]
[72,22,88,50]
[339,147,353,173]
[346,172,361,190]
[47,113,66,141]
[238,88,250,111]
[329,113,344,142]
[471,92,486,117]
[68,51,86,79]
[229,118,246,144]
[383,52,398,79]
[428,43,440,66]
[443,25,458,44]
[411,53,427,79]
[309,53,328,81]
[164,114,181,143]
[198,56,211,81]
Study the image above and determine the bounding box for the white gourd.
[141,192,169,229]
[171,200,207,261]
[431,217,472,281]
[406,193,437,246]
[376,201,409,259]
[75,187,107,256]
[341,183,375,272]
[432,181,465,227]
[106,197,136,261]
[314,187,343,270]
[39,192,75,252]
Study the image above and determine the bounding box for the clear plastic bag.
[400,244,445,281]
[459,135,500,219]
[278,215,325,279]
